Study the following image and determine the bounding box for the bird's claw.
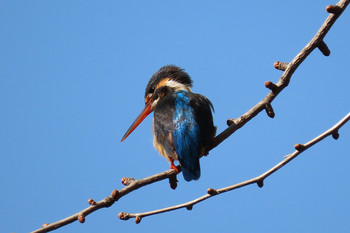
[170,162,180,173]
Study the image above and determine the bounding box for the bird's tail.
[180,158,201,181]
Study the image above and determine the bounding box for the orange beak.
[121,98,153,142]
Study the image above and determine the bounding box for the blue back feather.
[173,91,201,181]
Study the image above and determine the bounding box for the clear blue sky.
[1,1,349,233]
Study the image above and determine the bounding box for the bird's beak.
[121,98,153,142]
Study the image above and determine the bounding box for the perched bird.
[121,65,216,181]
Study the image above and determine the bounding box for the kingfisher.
[121,65,216,181]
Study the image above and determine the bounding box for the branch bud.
[111,189,120,200]
[265,103,275,118]
[274,61,289,71]
[326,5,342,14]
[207,188,219,196]
[257,179,264,188]
[121,177,135,186]
[227,118,235,126]
[264,81,278,93]
[332,131,340,140]
[169,174,178,190]
[135,215,142,224]
[186,205,193,210]
[42,223,50,228]
[317,40,330,56]
[118,212,130,220]
[294,143,305,152]
[78,214,85,223]
[88,199,96,206]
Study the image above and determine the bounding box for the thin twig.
[120,113,350,222]
[31,0,349,232]
[31,168,179,233]
[211,0,350,150]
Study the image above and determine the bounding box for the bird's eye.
[153,91,159,101]
[150,86,155,93]
[153,86,169,101]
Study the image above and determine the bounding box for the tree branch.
[31,168,179,233]
[31,0,349,232]
[118,113,350,223]
[211,0,349,150]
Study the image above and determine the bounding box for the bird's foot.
[170,161,179,173]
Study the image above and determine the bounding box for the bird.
[121,65,216,181]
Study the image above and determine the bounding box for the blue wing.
[173,91,201,181]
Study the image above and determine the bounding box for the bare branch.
[31,0,349,232]
[31,168,179,233]
[210,0,350,150]
[119,113,350,221]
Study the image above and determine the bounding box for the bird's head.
[121,65,192,142]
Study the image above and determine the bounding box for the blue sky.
[1,1,350,233]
